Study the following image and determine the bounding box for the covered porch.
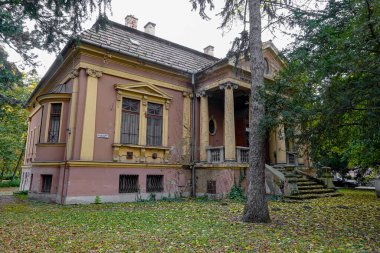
[196,81,302,166]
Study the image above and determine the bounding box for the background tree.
[0,0,112,182]
[0,77,35,181]
[265,0,380,175]
[0,0,111,105]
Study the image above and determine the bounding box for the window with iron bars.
[146,175,164,192]
[41,174,52,193]
[48,103,62,143]
[119,175,139,193]
[207,180,216,194]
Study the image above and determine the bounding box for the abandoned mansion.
[20,16,308,204]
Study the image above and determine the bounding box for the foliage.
[0,178,20,188]
[0,0,111,105]
[0,190,379,251]
[94,196,101,204]
[265,0,380,172]
[229,184,246,201]
[13,191,28,201]
[0,78,34,180]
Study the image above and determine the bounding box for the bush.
[229,184,245,201]
[0,178,20,187]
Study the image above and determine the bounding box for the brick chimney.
[204,45,214,56]
[125,15,138,29]
[144,22,156,36]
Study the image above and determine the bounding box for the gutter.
[190,73,196,197]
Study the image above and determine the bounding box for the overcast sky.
[9,0,294,77]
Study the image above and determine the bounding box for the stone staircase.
[274,165,342,200]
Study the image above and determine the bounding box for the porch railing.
[206,146,224,163]
[236,146,249,163]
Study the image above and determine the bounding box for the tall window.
[48,103,62,143]
[146,103,163,146]
[121,98,140,144]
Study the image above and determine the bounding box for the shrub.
[229,184,245,201]
[0,178,20,188]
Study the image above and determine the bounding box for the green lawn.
[1,190,379,252]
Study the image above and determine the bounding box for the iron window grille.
[146,103,163,146]
[207,180,216,194]
[119,175,139,193]
[48,103,62,143]
[121,98,140,144]
[146,175,164,192]
[41,174,52,193]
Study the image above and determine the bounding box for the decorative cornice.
[182,91,193,98]
[196,90,208,98]
[68,69,79,79]
[219,82,238,90]
[86,68,103,78]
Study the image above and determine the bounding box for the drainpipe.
[191,73,196,197]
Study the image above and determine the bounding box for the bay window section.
[48,103,62,143]
[121,98,140,144]
[146,102,163,146]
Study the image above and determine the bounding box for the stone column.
[182,92,192,160]
[276,125,287,164]
[220,82,238,161]
[197,90,209,162]
[66,69,79,160]
[80,68,102,160]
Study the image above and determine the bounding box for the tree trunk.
[11,148,25,181]
[242,0,271,223]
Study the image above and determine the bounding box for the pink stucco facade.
[21,20,305,204]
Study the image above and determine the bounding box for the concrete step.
[297,188,336,195]
[285,192,343,200]
[298,185,325,190]
[297,181,319,186]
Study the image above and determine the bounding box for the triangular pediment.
[114,82,172,100]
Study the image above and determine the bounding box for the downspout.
[191,73,196,197]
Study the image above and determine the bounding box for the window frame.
[119,174,139,193]
[114,83,172,147]
[146,175,164,193]
[146,102,163,146]
[44,102,63,143]
[41,174,53,193]
[47,103,62,143]
[120,98,141,145]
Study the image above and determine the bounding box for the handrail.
[265,164,285,182]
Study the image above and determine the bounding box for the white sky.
[9,0,294,77]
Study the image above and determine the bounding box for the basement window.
[119,175,139,193]
[207,180,216,194]
[146,175,164,192]
[41,175,52,193]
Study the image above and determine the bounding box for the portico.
[197,81,251,164]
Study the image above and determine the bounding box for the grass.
[1,190,379,252]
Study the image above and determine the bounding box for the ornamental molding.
[182,91,194,98]
[68,69,79,79]
[219,82,238,90]
[86,68,103,78]
[195,90,208,98]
